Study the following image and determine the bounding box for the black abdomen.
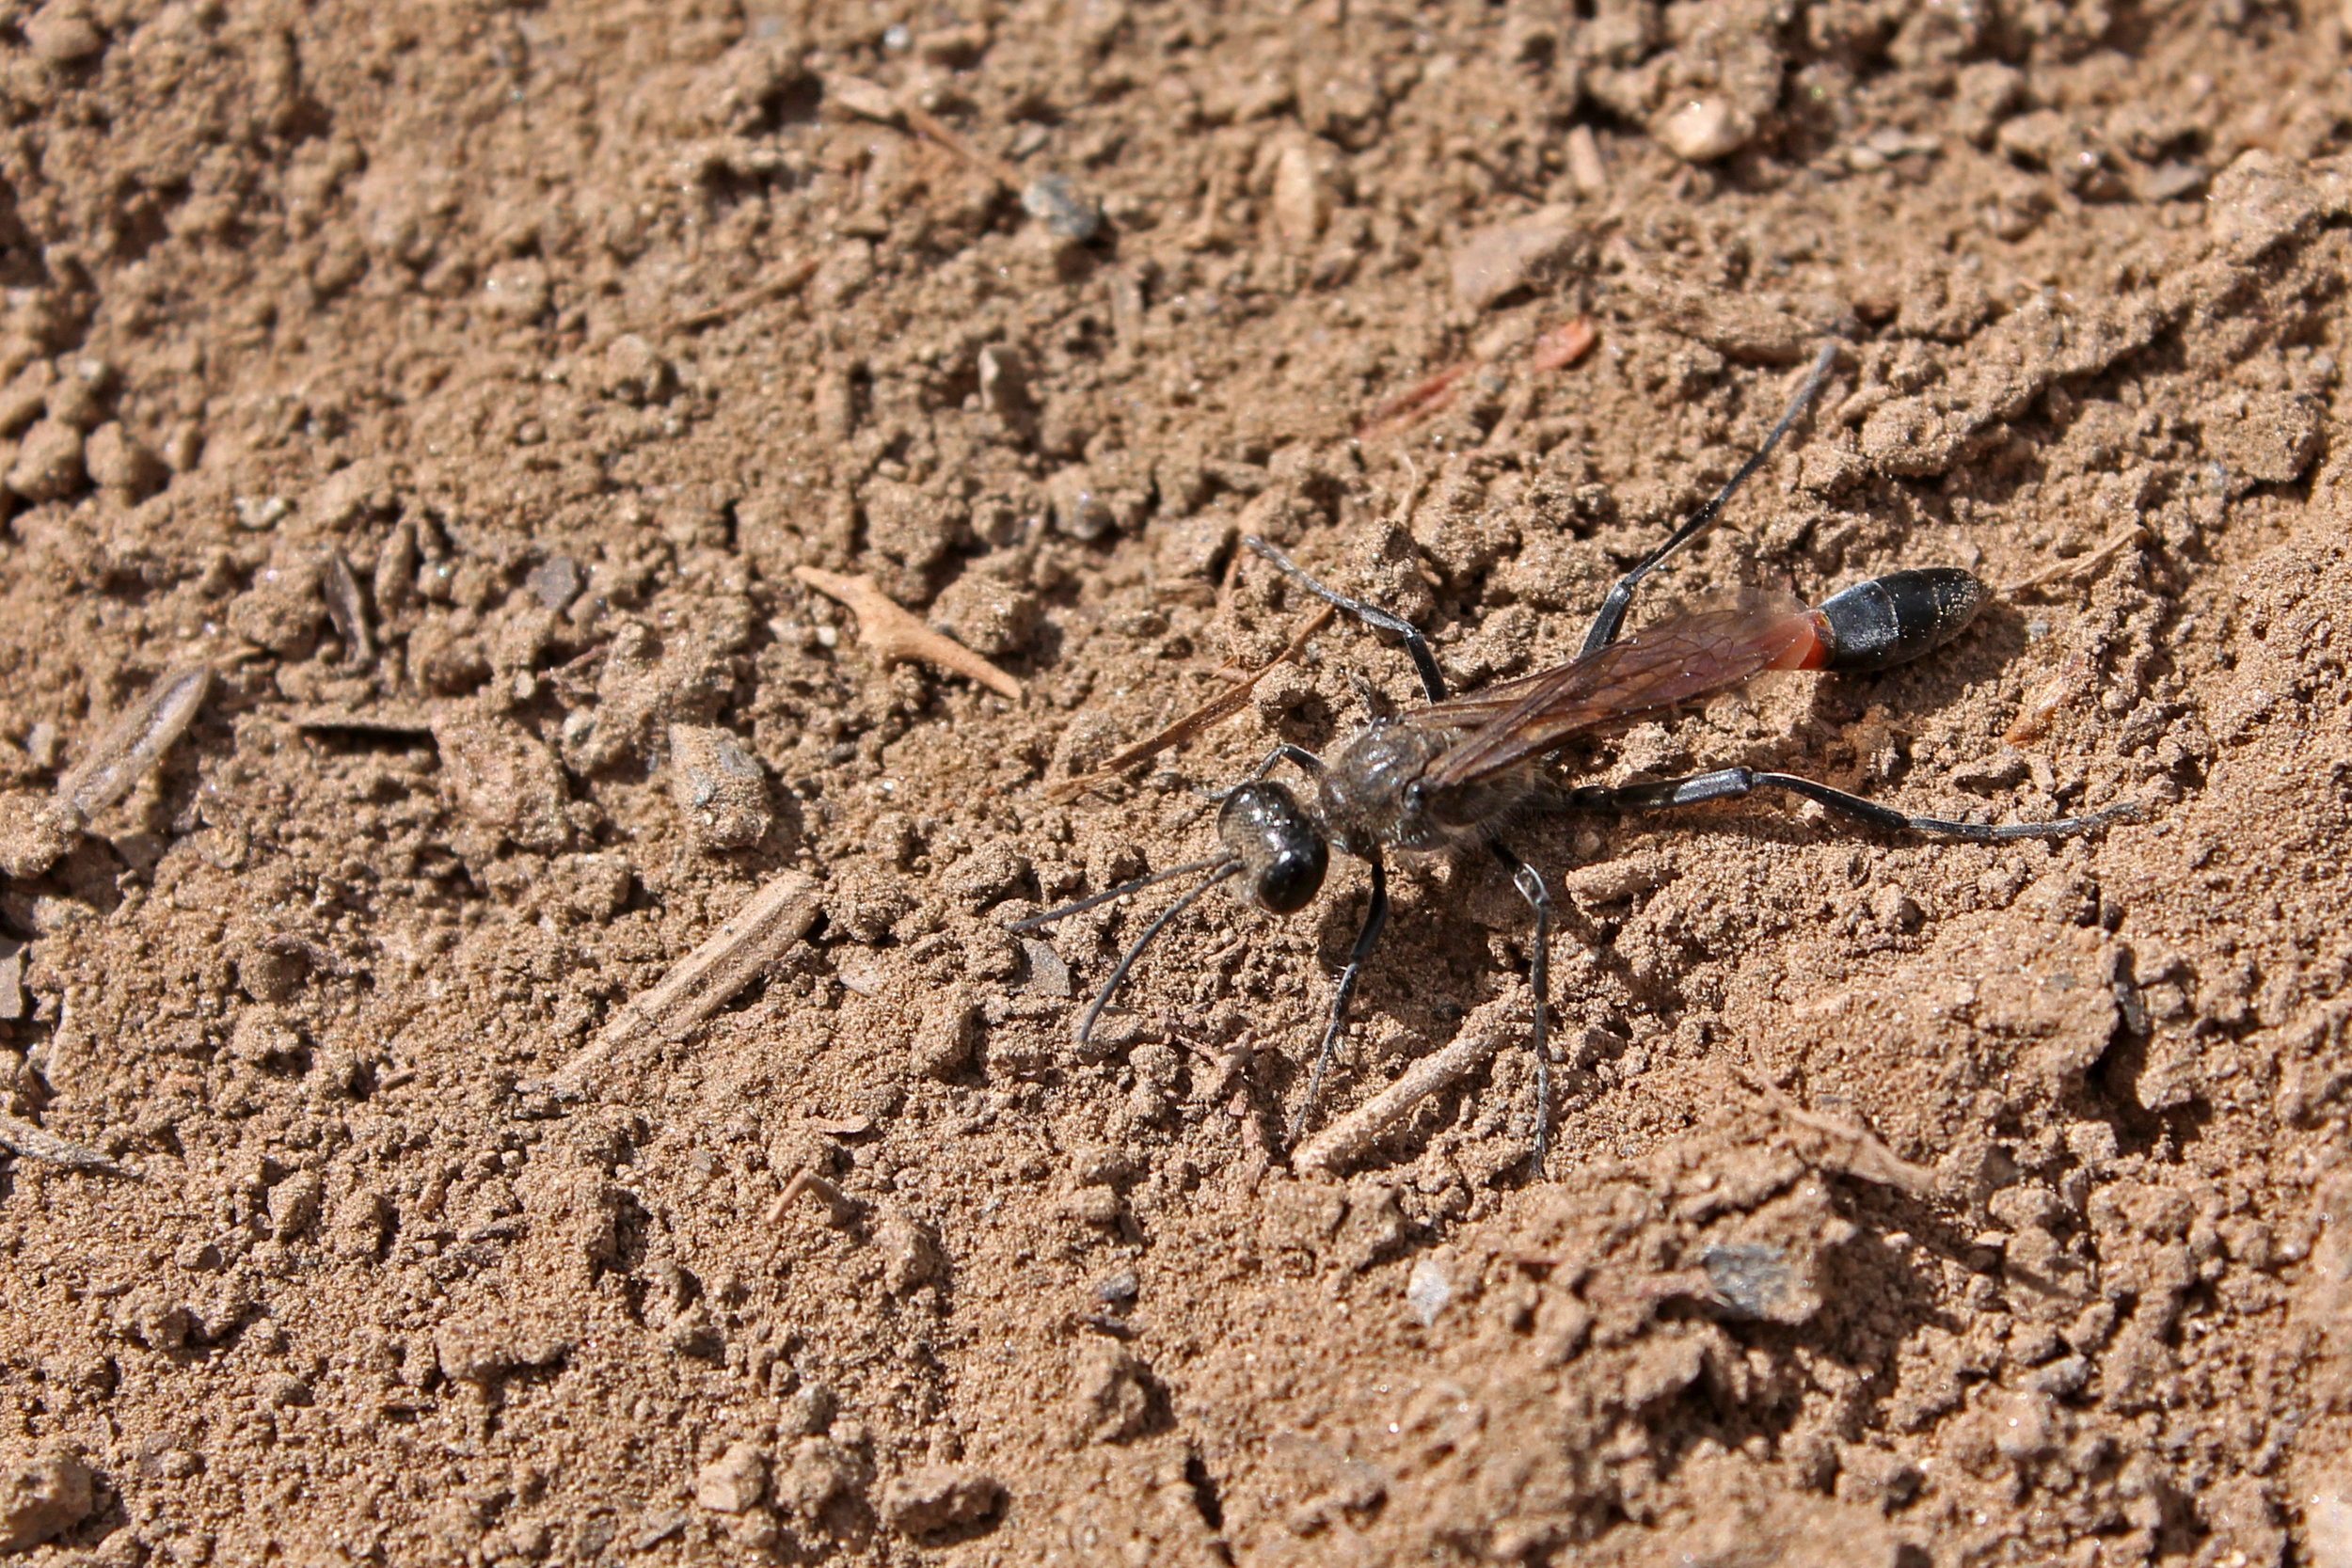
[1812,568,1986,673]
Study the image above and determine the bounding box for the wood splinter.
[1292,995,1518,1176]
[793,566,1025,701]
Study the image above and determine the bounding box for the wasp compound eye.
[1216,781,1328,915]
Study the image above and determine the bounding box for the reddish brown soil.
[0,2,2349,1565]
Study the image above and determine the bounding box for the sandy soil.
[0,1,2348,1563]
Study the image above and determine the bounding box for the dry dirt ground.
[0,1,2349,1564]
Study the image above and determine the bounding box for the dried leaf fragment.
[793,566,1024,700]
[56,664,212,825]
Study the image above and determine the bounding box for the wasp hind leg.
[1492,842,1554,1179]
[1566,767,2136,840]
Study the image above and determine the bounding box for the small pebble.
[929,571,1040,657]
[977,343,1031,418]
[1450,205,1579,309]
[24,2,103,65]
[434,714,572,853]
[911,990,982,1081]
[1021,175,1103,242]
[6,419,84,502]
[527,549,585,610]
[1406,1258,1453,1325]
[1047,465,1114,540]
[667,724,772,851]
[1657,97,1751,163]
[1021,938,1072,999]
[1269,138,1332,248]
[876,1210,945,1293]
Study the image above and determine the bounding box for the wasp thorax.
[1317,722,1457,854]
[1216,781,1328,914]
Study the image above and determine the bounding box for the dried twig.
[1358,314,1598,440]
[0,1110,127,1175]
[793,566,1025,700]
[4,663,215,879]
[667,257,820,335]
[2001,522,2149,595]
[1293,996,1517,1175]
[768,1167,866,1227]
[1731,1068,1935,1197]
[1048,605,1336,802]
[554,872,821,1090]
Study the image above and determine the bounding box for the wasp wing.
[1404,594,1822,791]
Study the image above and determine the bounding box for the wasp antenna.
[1075,863,1242,1044]
[1009,854,1237,932]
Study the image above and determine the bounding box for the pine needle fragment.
[1049,606,1335,802]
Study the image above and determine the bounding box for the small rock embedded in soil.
[434,714,570,853]
[876,1209,945,1294]
[525,555,583,611]
[1450,205,1579,309]
[667,724,772,851]
[881,1465,1006,1538]
[83,422,163,495]
[1406,1258,1453,1325]
[1656,96,1752,162]
[694,1443,768,1514]
[0,1442,94,1553]
[1021,175,1102,242]
[929,570,1040,657]
[911,990,982,1081]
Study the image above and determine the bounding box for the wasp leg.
[1493,842,1554,1179]
[1244,537,1448,703]
[1566,767,2137,841]
[1579,342,1839,658]
[1289,849,1392,1147]
[1239,742,1329,784]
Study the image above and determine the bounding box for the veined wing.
[1405,594,1824,791]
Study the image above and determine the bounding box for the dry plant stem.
[1049,605,1336,802]
[818,72,1023,193]
[1731,1068,1935,1197]
[58,664,213,824]
[1293,997,1516,1175]
[667,257,819,335]
[554,871,821,1090]
[792,566,1025,700]
[0,1110,125,1174]
[900,102,1024,188]
[2001,522,2150,594]
[770,1167,865,1227]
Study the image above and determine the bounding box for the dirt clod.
[0,1444,92,1553]
[881,1465,1006,1538]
